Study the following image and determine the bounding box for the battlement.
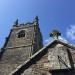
[13,16,39,29]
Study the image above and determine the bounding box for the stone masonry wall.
[0,46,32,75]
[6,26,34,48]
[21,44,74,75]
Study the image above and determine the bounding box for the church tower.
[0,16,43,75]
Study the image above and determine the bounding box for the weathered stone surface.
[21,44,74,75]
[0,18,43,75]
[0,17,75,75]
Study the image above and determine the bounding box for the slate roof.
[9,39,75,75]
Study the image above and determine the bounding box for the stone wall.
[0,46,32,75]
[21,44,74,75]
[6,25,34,48]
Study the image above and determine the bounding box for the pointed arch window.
[18,30,25,38]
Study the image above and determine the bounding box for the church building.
[0,16,75,75]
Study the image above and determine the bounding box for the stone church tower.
[0,16,43,75]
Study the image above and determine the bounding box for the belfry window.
[18,30,25,38]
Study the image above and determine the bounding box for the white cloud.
[59,36,68,43]
[66,25,75,40]
[44,38,52,44]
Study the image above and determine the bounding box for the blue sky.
[0,0,75,48]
